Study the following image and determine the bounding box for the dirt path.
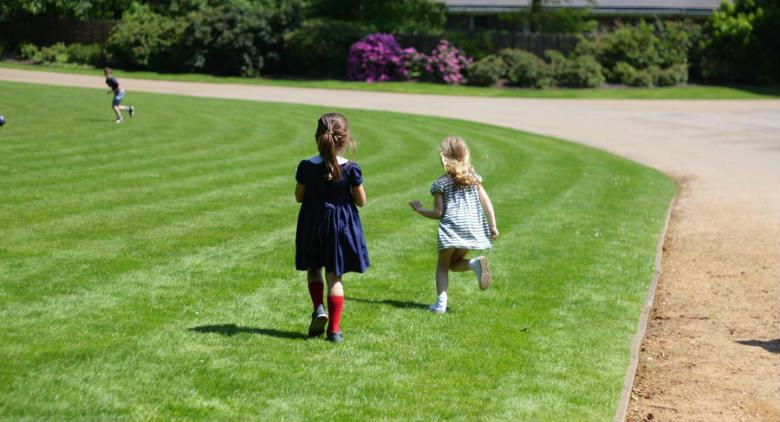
[2,68,778,421]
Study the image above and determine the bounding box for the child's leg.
[307,268,324,310]
[325,272,344,334]
[112,105,122,120]
[449,248,470,272]
[436,248,456,295]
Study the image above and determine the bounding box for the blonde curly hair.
[439,136,478,187]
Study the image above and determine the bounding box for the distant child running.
[295,112,369,343]
[410,136,498,313]
[103,67,134,124]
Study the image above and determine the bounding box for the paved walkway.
[2,68,779,421]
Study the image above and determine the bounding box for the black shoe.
[128,106,135,118]
[308,304,328,337]
[326,331,343,343]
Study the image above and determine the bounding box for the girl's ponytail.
[440,136,478,187]
[315,113,352,181]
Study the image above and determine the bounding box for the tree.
[500,0,596,34]
[701,0,780,83]
[0,0,134,20]
[306,0,446,34]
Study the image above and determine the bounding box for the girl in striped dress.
[409,137,498,313]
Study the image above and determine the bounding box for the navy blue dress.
[295,157,370,276]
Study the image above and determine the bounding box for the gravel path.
[2,68,778,421]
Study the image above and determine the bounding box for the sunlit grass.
[0,81,675,420]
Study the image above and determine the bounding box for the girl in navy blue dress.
[295,112,369,343]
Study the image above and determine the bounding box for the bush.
[425,40,471,84]
[614,62,653,87]
[66,43,103,66]
[499,49,550,87]
[284,19,374,77]
[347,33,408,82]
[19,43,69,64]
[403,47,431,81]
[555,54,605,88]
[544,50,568,76]
[19,43,40,61]
[467,55,507,86]
[576,20,694,85]
[105,3,184,70]
[655,64,688,87]
[701,0,779,83]
[183,0,305,76]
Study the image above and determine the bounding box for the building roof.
[441,0,723,16]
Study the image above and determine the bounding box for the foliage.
[182,0,304,76]
[499,48,551,88]
[655,64,688,87]
[65,43,104,66]
[423,40,472,84]
[552,54,605,88]
[307,0,446,34]
[104,3,185,70]
[499,0,598,34]
[701,0,779,83]
[284,18,374,78]
[613,62,653,87]
[19,42,69,64]
[402,47,431,81]
[576,20,694,85]
[347,33,408,82]
[19,42,104,66]
[466,55,507,86]
[0,0,134,20]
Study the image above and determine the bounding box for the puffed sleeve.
[474,173,483,184]
[349,163,364,187]
[295,160,306,184]
[430,177,443,195]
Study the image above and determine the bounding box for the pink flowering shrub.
[425,40,472,84]
[347,34,471,85]
[346,33,407,82]
[402,47,430,81]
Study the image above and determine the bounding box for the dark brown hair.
[315,112,352,181]
[103,67,112,74]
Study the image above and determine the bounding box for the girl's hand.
[490,226,499,240]
[409,200,423,212]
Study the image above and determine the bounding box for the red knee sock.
[327,295,344,333]
[308,282,324,308]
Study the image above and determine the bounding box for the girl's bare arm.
[477,184,499,239]
[353,185,367,207]
[409,193,444,219]
[295,183,305,203]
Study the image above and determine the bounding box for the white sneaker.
[429,292,447,313]
[429,301,447,314]
[469,256,491,290]
[115,118,123,124]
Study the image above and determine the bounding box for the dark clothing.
[105,77,119,92]
[295,158,370,276]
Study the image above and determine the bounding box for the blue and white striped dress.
[431,173,492,252]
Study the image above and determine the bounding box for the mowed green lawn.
[0,81,675,421]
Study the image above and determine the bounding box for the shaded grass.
[2,61,779,99]
[0,80,676,421]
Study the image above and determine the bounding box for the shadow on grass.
[736,339,780,354]
[189,324,307,340]
[346,296,430,310]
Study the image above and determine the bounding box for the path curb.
[614,190,678,422]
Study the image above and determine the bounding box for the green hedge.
[284,19,375,78]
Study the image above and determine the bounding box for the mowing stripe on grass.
[0,81,676,421]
